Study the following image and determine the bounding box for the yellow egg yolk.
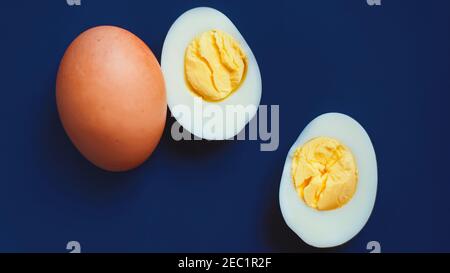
[291,137,358,211]
[184,29,247,101]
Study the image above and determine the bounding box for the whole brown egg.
[56,26,166,172]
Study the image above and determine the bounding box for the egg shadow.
[36,74,143,203]
[264,166,347,253]
[160,114,230,159]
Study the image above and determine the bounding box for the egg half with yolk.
[279,113,377,248]
[161,7,262,140]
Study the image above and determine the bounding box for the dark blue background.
[1,0,449,252]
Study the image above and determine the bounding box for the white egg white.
[161,7,262,140]
[279,113,377,248]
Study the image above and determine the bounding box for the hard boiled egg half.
[161,7,262,140]
[279,113,377,248]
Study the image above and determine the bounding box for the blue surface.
[1,0,450,253]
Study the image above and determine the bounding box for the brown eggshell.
[56,26,166,172]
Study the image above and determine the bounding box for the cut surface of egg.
[279,113,377,248]
[161,7,262,140]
